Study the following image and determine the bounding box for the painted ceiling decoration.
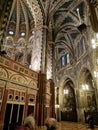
[3,0,43,72]
[1,0,98,78]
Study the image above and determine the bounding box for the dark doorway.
[3,104,24,130]
[27,105,34,116]
[61,110,77,122]
[10,104,18,130]
[17,105,24,125]
[3,104,12,130]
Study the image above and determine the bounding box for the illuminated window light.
[64,89,69,94]
[92,44,96,49]
[94,71,98,78]
[21,32,25,36]
[96,33,98,39]
[32,30,35,35]
[76,8,79,12]
[97,59,98,63]
[91,39,96,49]
[9,31,14,35]
[55,104,59,108]
[92,39,95,44]
[29,64,32,68]
[82,84,89,90]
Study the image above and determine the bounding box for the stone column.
[55,87,59,121]
[35,25,55,126]
[0,81,8,130]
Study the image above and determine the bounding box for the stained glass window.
[61,53,70,67]
[61,56,65,67]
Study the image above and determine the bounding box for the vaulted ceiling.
[41,0,87,39]
[50,0,87,58]
[5,0,87,43]
[0,0,94,69]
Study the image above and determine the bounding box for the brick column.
[0,84,8,130]
[49,79,55,118]
[35,72,46,126]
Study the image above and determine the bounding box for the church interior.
[0,0,98,130]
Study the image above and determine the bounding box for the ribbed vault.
[52,0,87,60]
[2,0,98,76]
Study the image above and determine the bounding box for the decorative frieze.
[0,56,38,80]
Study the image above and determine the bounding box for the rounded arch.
[4,36,14,57]
[29,79,37,89]
[5,36,14,46]
[10,74,28,85]
[28,35,35,47]
[17,38,26,47]
[0,66,9,79]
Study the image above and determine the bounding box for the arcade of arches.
[0,0,98,130]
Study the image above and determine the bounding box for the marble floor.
[7,121,98,130]
[56,122,98,130]
[37,122,98,130]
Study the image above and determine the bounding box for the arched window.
[29,36,34,46]
[66,53,70,64]
[61,56,65,67]
[78,37,86,57]
[61,53,70,67]
[17,38,25,47]
[6,37,13,46]
[82,37,86,51]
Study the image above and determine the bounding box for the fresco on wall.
[63,85,76,111]
[61,80,77,122]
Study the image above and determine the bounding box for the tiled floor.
[56,122,98,130]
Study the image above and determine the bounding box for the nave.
[38,122,98,130]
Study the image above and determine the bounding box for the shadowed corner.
[0,43,7,56]
[77,23,87,33]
